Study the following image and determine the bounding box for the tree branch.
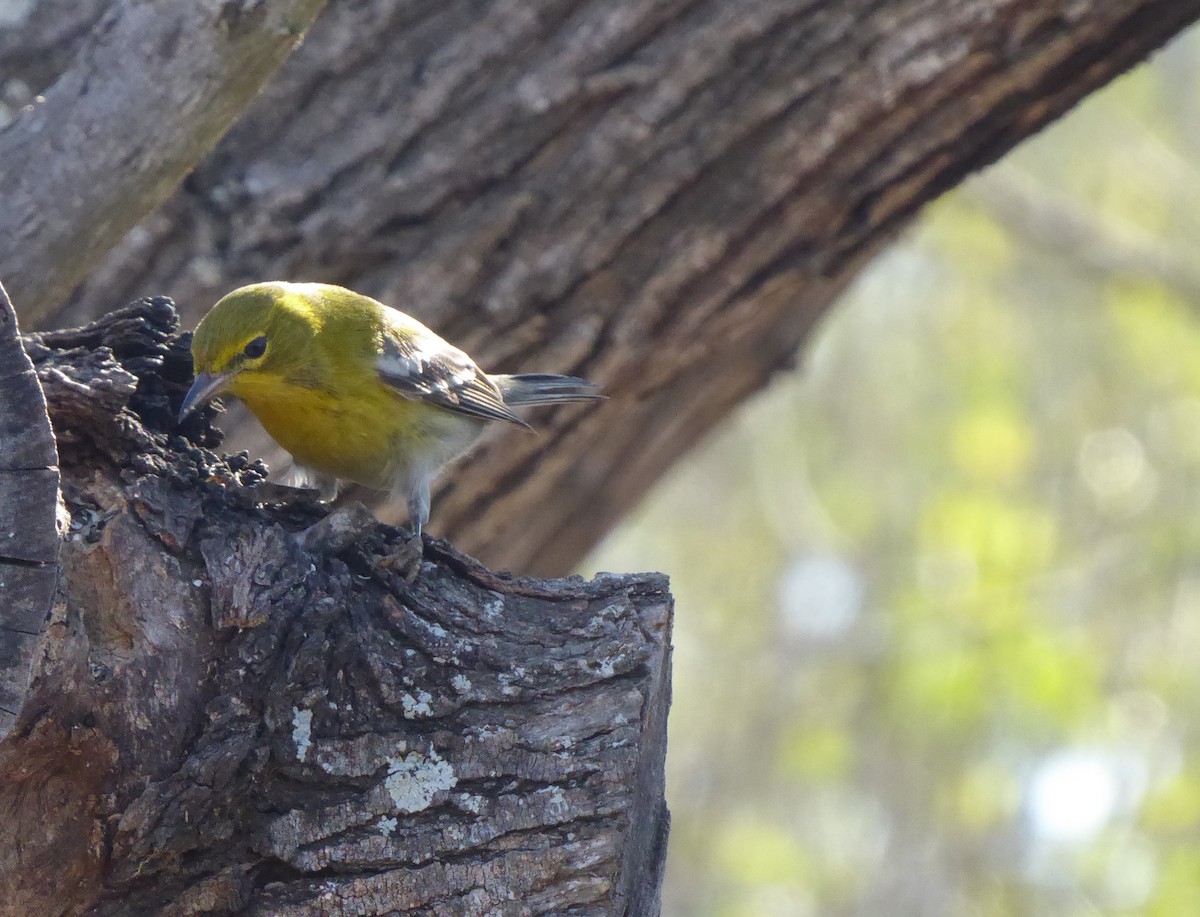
[966,170,1200,301]
[0,0,329,323]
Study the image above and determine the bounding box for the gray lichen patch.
[384,750,457,814]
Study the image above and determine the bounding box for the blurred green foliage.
[586,28,1200,917]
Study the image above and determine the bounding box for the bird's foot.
[370,529,425,582]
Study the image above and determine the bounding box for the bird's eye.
[243,336,268,359]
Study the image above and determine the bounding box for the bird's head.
[178,282,328,420]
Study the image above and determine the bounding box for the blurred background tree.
[587,26,1200,917]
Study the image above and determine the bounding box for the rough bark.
[0,300,672,916]
[0,281,60,740]
[0,0,329,320]
[5,0,1198,574]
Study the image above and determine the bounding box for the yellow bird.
[179,282,602,538]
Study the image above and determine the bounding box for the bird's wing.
[376,322,528,427]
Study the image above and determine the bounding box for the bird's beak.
[178,370,231,422]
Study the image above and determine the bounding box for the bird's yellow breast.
[230,373,433,491]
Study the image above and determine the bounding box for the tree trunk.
[0,0,330,319]
[3,0,1197,576]
[0,299,672,916]
[0,282,60,738]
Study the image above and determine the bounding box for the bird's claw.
[370,529,424,582]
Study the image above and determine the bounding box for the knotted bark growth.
[0,300,672,916]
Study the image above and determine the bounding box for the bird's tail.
[493,373,603,406]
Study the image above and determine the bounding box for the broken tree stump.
[0,297,672,916]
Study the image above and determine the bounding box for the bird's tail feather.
[493,373,603,406]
